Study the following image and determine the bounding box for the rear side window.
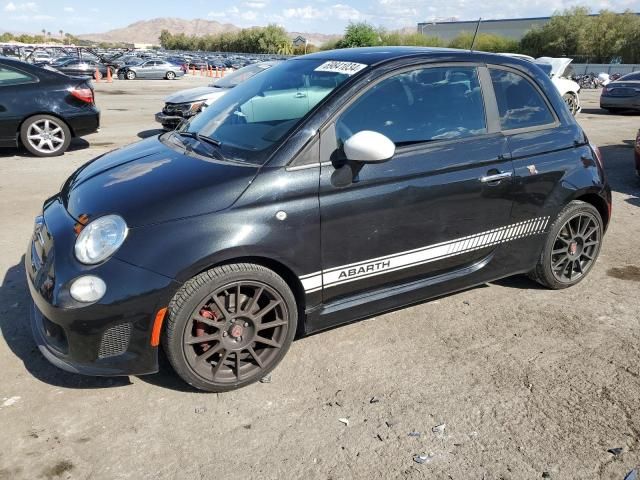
[0,65,35,86]
[336,66,487,146]
[489,69,555,130]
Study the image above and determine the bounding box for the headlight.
[173,101,205,115]
[74,214,128,264]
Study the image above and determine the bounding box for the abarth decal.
[300,216,550,293]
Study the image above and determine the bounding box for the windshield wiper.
[177,131,222,147]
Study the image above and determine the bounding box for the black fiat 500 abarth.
[26,48,611,392]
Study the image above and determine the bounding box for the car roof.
[297,46,541,75]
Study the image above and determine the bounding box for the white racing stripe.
[299,216,550,293]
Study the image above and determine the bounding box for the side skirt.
[304,252,511,334]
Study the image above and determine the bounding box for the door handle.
[294,92,307,98]
[479,171,512,183]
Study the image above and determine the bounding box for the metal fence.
[570,63,640,75]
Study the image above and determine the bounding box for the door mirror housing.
[343,130,395,163]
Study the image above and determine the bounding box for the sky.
[0,0,638,35]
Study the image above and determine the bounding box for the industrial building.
[417,14,640,41]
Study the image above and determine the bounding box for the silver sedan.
[118,60,185,80]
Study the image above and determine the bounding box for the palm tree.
[41,28,46,42]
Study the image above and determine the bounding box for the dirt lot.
[0,79,639,480]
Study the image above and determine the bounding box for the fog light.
[69,276,106,303]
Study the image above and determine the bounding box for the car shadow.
[581,107,640,116]
[0,138,90,158]
[0,257,131,389]
[137,129,164,139]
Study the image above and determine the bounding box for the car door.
[318,64,516,303]
[0,63,38,144]
[487,65,591,258]
[137,61,153,78]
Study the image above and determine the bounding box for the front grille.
[162,103,185,116]
[98,323,132,358]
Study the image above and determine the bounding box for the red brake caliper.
[195,308,218,352]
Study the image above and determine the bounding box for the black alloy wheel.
[550,212,601,283]
[163,264,297,392]
[529,200,603,289]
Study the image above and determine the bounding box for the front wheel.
[529,201,603,289]
[20,115,71,157]
[563,92,579,116]
[163,263,298,392]
[126,70,136,80]
[165,71,176,80]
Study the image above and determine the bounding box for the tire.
[163,263,298,392]
[562,92,579,116]
[20,114,71,157]
[117,72,125,80]
[166,71,176,80]
[126,70,136,80]
[528,200,603,289]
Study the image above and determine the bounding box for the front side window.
[0,65,35,86]
[178,59,356,164]
[489,69,555,130]
[336,66,487,146]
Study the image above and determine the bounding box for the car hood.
[536,57,573,78]
[164,86,229,104]
[61,136,259,227]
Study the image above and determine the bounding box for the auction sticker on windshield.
[314,61,367,75]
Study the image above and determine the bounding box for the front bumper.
[154,111,183,129]
[25,198,180,376]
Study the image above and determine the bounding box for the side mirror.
[343,130,395,163]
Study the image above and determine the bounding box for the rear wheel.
[20,115,71,157]
[529,201,603,289]
[163,263,297,392]
[165,71,176,80]
[126,70,136,80]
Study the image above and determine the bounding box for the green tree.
[338,22,379,48]
[448,32,519,52]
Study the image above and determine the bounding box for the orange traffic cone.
[106,67,112,83]
[221,68,226,77]
[94,68,101,82]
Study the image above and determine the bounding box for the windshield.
[213,62,275,89]
[179,58,361,165]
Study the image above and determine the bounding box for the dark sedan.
[55,59,111,80]
[0,57,99,156]
[600,71,640,112]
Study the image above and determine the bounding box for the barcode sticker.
[314,61,367,75]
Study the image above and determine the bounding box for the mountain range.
[77,17,340,47]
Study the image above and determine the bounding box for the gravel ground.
[0,80,639,480]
